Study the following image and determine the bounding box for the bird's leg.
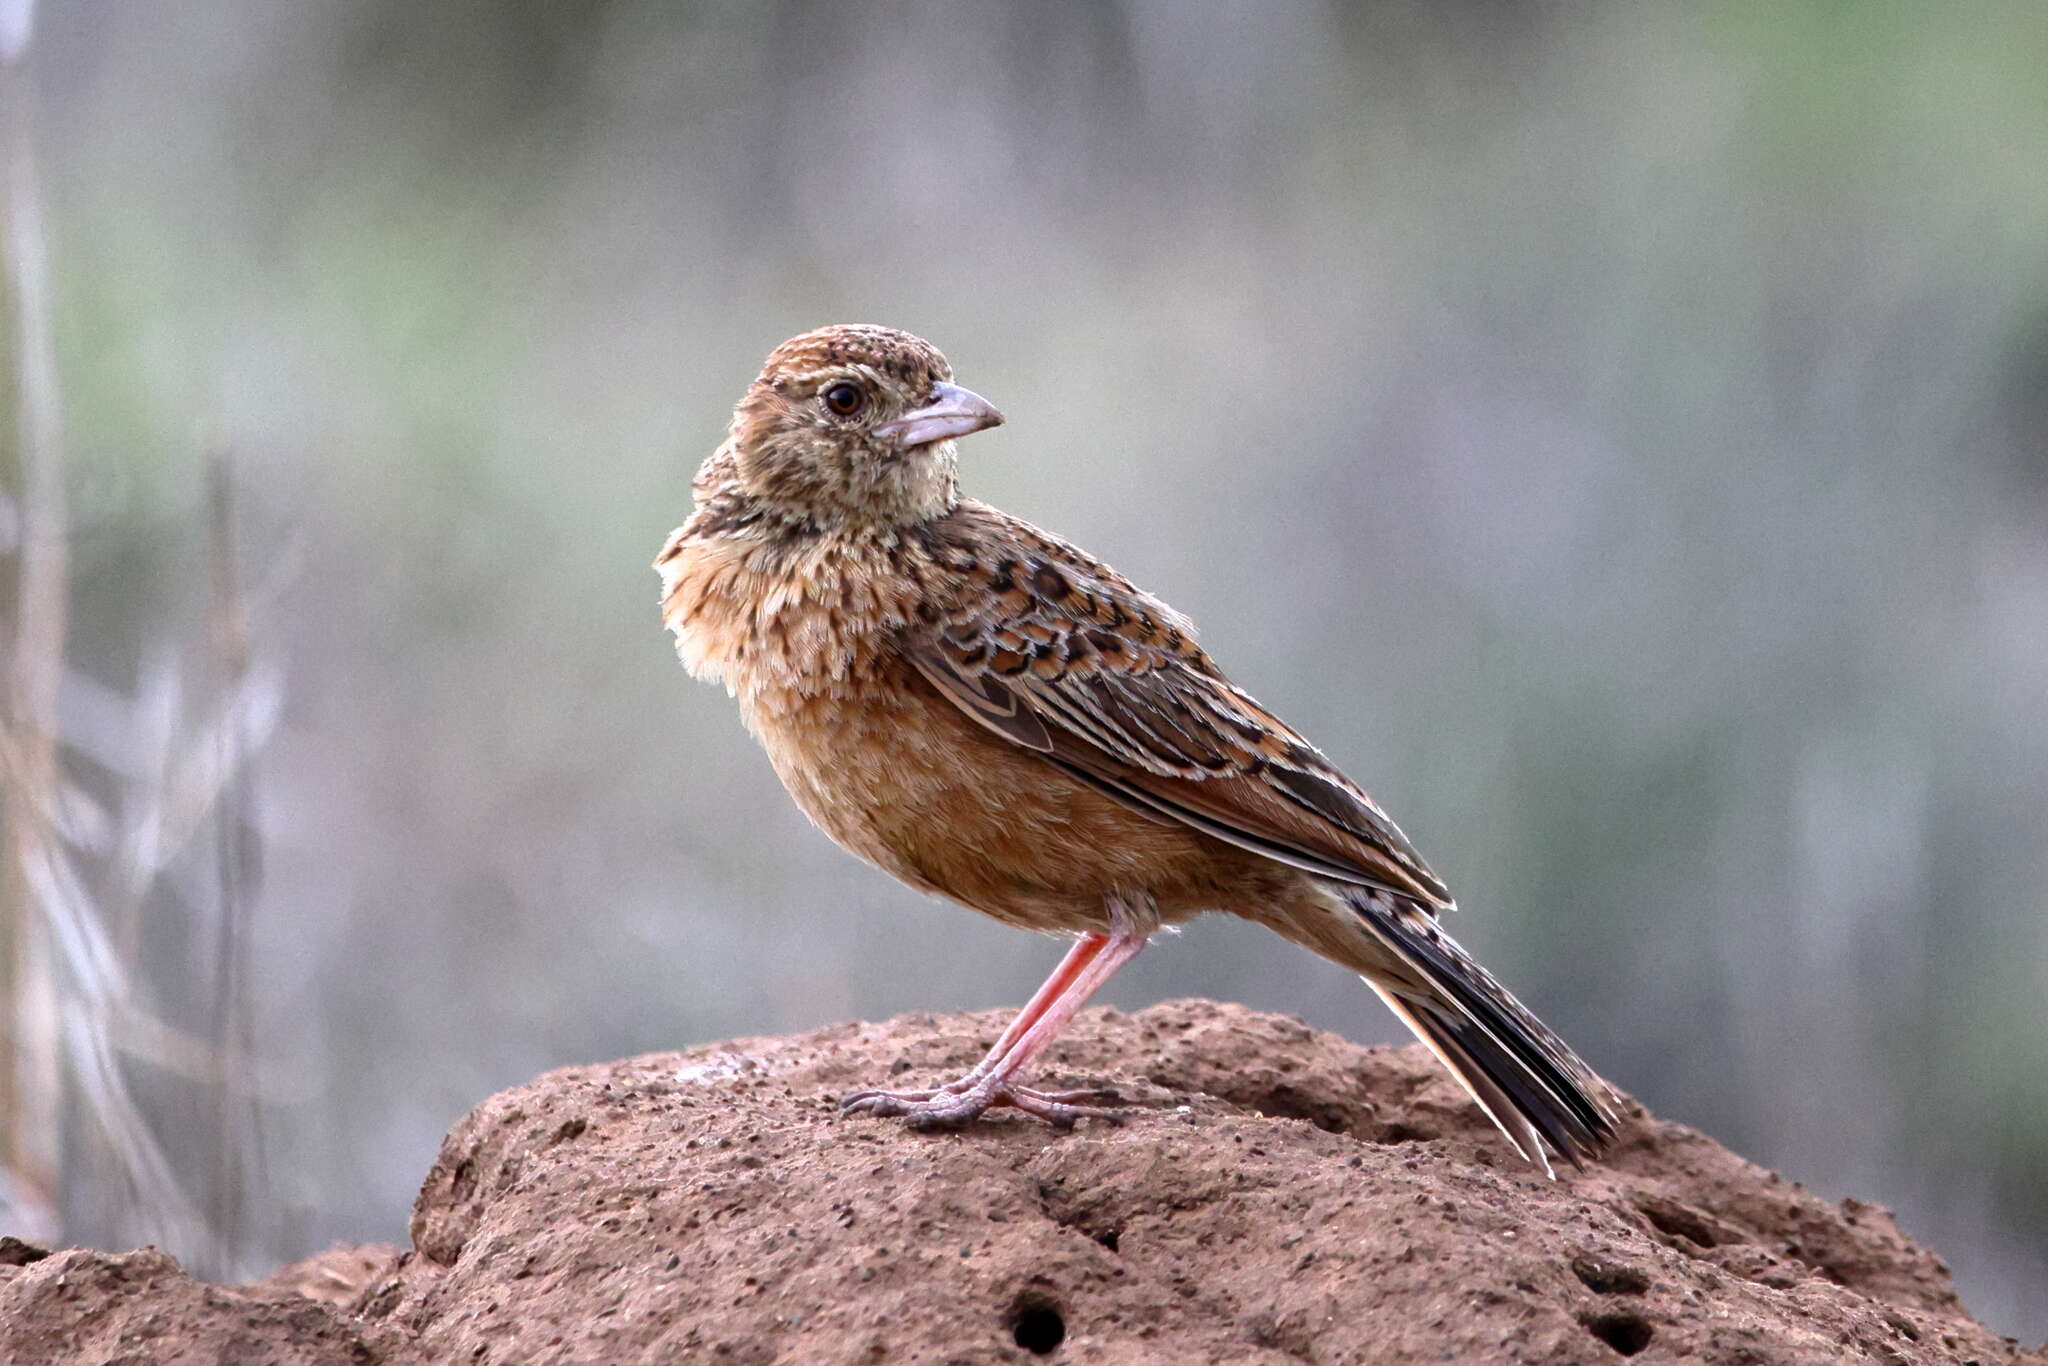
[841,933,1109,1109]
[841,921,1147,1131]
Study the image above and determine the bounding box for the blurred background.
[2,0,2046,1339]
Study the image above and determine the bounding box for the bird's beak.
[875,382,1004,449]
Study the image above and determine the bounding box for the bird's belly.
[745,666,1257,933]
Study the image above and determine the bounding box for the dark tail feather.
[1348,890,1618,1174]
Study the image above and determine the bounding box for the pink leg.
[841,933,1108,1109]
[842,925,1148,1131]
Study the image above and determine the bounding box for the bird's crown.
[756,324,952,395]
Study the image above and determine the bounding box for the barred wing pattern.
[904,505,1452,911]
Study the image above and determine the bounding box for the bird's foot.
[840,1079,1128,1132]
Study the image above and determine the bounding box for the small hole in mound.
[1635,1195,1724,1248]
[1571,1256,1650,1296]
[1245,1084,1353,1134]
[1010,1298,1066,1355]
[1583,1311,1654,1356]
[1093,1228,1120,1253]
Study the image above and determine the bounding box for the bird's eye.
[823,382,865,417]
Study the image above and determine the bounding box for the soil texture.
[2,1000,2036,1364]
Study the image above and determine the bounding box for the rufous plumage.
[657,324,1617,1171]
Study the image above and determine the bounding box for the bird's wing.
[901,508,1452,909]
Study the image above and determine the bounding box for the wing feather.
[904,505,1453,909]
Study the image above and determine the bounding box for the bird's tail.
[1345,888,1618,1174]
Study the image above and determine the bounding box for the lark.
[656,325,1617,1172]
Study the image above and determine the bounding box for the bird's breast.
[657,529,917,704]
[658,523,1283,933]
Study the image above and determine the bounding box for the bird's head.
[722,324,1003,532]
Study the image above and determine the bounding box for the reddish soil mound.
[0,1243,400,1364]
[2,1000,2037,1364]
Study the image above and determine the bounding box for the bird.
[655,324,1618,1173]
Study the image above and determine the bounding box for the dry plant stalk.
[202,450,266,1270]
[0,33,66,1236]
[0,21,269,1264]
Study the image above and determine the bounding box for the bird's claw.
[839,1080,1130,1131]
